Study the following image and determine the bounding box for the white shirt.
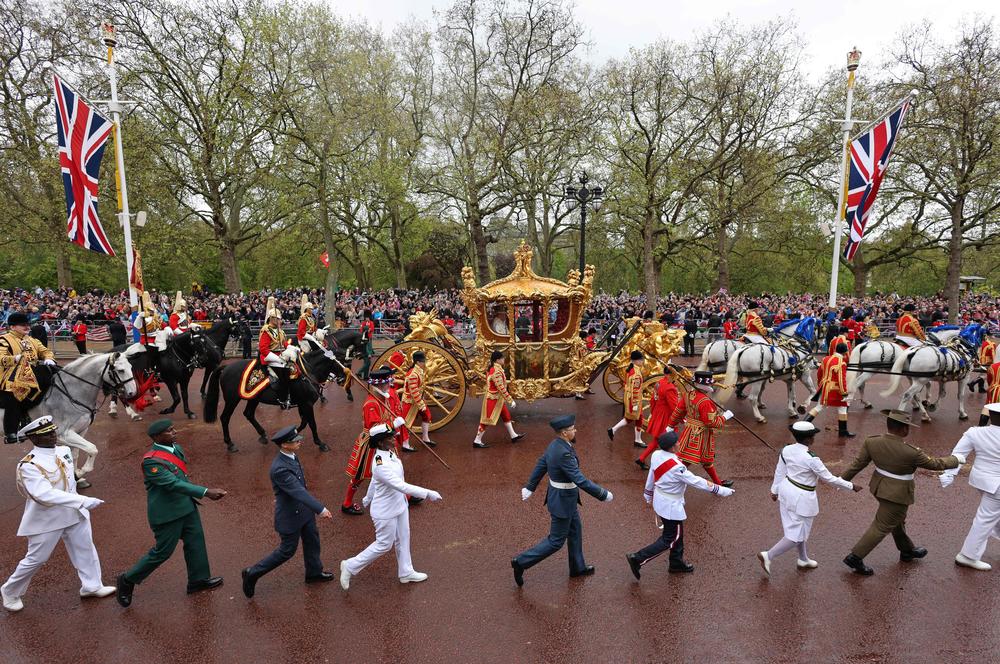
[643,450,715,521]
[362,448,431,520]
[15,445,86,537]
[950,425,1000,495]
[770,443,853,517]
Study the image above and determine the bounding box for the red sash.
[653,457,679,481]
[143,449,189,475]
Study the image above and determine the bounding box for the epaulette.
[374,453,383,466]
[904,442,922,450]
[18,453,34,464]
[807,451,818,458]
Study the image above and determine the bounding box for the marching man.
[474,350,524,449]
[296,295,320,350]
[940,404,1000,570]
[895,303,925,347]
[968,334,996,396]
[340,425,442,590]
[805,342,854,438]
[1,417,115,612]
[608,350,646,448]
[757,421,861,576]
[402,351,436,448]
[636,372,681,470]
[975,350,1000,427]
[669,371,735,488]
[260,296,292,409]
[626,430,734,581]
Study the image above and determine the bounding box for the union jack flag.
[53,74,116,256]
[842,97,912,261]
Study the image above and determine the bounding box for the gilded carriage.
[370,242,681,430]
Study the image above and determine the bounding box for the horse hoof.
[346,394,354,402]
[921,416,932,423]
[76,478,92,489]
[759,403,767,410]
[109,412,118,419]
[927,404,937,413]
[320,396,327,404]
[796,405,806,415]
[863,403,873,410]
[186,413,197,420]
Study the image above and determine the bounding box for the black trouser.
[75,340,87,355]
[633,518,685,567]
[271,366,291,402]
[2,395,27,441]
[683,335,695,356]
[247,519,323,579]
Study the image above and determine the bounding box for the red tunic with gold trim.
[402,365,431,426]
[138,314,161,345]
[168,312,190,332]
[745,310,767,337]
[623,365,644,425]
[296,314,317,342]
[645,376,680,440]
[258,325,287,364]
[828,334,851,356]
[987,361,1000,405]
[895,313,925,341]
[979,339,997,367]
[670,390,726,464]
[818,353,848,407]
[480,364,513,426]
[345,390,406,481]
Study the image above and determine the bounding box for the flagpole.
[828,47,862,310]
[102,20,138,309]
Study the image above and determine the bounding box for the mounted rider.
[168,291,196,334]
[742,301,770,344]
[259,297,292,410]
[895,304,925,347]
[296,295,320,350]
[1,312,57,444]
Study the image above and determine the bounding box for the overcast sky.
[329,0,996,78]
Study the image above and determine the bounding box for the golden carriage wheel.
[602,364,627,403]
[372,340,467,432]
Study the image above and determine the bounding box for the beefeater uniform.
[402,365,431,427]
[638,376,681,466]
[670,389,728,485]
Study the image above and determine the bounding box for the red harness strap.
[142,450,189,475]
[653,458,679,482]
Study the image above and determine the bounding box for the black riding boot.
[3,404,26,444]
[838,419,856,438]
[276,368,292,409]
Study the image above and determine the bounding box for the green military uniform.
[123,442,213,586]
[841,433,959,558]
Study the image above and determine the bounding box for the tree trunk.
[642,210,659,310]
[467,203,490,284]
[850,248,868,298]
[389,202,407,289]
[220,239,242,292]
[350,238,367,289]
[714,223,730,291]
[943,201,965,323]
[54,239,72,289]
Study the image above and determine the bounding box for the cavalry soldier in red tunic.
[895,304,925,347]
[473,351,524,449]
[402,351,435,448]
[168,291,194,333]
[669,370,734,488]
[296,295,320,348]
[608,351,647,448]
[341,369,410,515]
[635,373,681,470]
[805,342,854,438]
[259,297,291,410]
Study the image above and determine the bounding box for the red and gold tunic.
[818,353,849,407]
[345,390,406,480]
[828,334,851,356]
[480,364,514,426]
[138,314,161,345]
[987,361,1000,405]
[168,312,190,332]
[895,313,925,341]
[296,314,317,342]
[258,325,287,365]
[402,364,431,426]
[979,339,997,367]
[670,390,726,464]
[623,365,644,424]
[745,310,768,338]
[645,375,680,440]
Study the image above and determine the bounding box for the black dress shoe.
[843,553,874,575]
[668,561,695,573]
[402,446,417,453]
[317,443,330,452]
[900,547,928,562]
[305,571,335,583]
[721,480,734,488]
[341,504,364,515]
[241,568,258,598]
[634,459,648,471]
[511,559,524,587]
[186,576,224,594]
[473,441,490,449]
[570,565,596,578]
[626,553,642,580]
[424,439,437,448]
[633,440,647,449]
[511,434,525,443]
[575,394,586,400]
[116,573,134,607]
[607,428,615,441]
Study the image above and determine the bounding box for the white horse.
[846,340,902,409]
[2,351,138,487]
[879,325,985,422]
[697,338,743,374]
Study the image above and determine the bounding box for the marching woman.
[757,421,860,575]
[473,351,524,449]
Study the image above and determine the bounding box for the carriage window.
[548,299,571,336]
[487,303,509,336]
[512,301,542,342]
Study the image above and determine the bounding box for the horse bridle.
[49,353,137,421]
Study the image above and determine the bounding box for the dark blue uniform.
[246,452,326,579]
[514,437,608,574]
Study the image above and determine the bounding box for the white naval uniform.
[345,449,431,578]
[643,450,719,520]
[944,424,1000,561]
[1,446,105,598]
[770,443,854,542]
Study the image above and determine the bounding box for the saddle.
[238,359,302,400]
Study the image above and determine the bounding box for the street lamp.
[564,171,604,275]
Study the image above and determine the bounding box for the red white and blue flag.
[54,74,116,256]
[842,97,912,261]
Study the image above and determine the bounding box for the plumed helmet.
[173,291,186,313]
[266,296,281,321]
[300,293,313,315]
[141,291,156,313]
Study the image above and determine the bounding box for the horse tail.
[847,343,863,393]
[717,347,744,403]
[695,342,713,372]
[880,349,909,398]
[203,366,222,423]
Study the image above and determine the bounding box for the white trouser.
[345,510,413,578]
[1,517,104,598]
[960,490,1000,561]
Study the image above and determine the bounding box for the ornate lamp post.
[565,172,604,274]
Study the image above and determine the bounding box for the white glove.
[717,487,735,497]
[604,491,614,503]
[82,497,104,510]
[665,426,674,433]
[521,488,532,501]
[510,401,517,409]
[953,452,967,465]
[426,490,442,502]
[644,495,652,505]
[940,468,959,488]
[393,416,406,429]
[362,496,371,509]
[43,359,57,366]
[722,410,734,421]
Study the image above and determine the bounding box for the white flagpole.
[102,20,138,308]
[828,47,862,309]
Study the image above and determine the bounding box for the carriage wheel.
[603,365,626,403]
[372,340,467,432]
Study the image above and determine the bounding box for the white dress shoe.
[955,553,992,571]
[757,551,771,576]
[80,585,117,598]
[796,558,819,569]
[2,589,24,612]
[339,560,351,590]
[399,571,428,584]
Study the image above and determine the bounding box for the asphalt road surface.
[0,367,996,663]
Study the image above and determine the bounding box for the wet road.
[0,368,997,663]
